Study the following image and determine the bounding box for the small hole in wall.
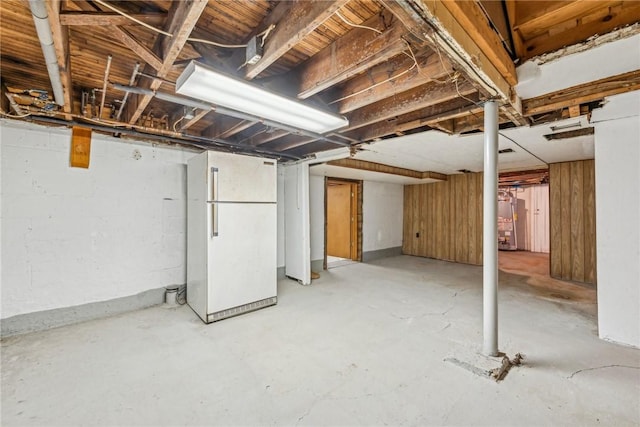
[132,149,142,160]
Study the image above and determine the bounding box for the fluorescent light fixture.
[176,61,348,134]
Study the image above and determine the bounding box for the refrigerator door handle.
[210,167,219,237]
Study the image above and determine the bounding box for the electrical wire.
[172,115,186,132]
[387,1,502,98]
[94,0,275,49]
[94,0,172,36]
[330,40,418,105]
[335,10,383,34]
[498,131,549,165]
[176,286,187,305]
[0,109,32,118]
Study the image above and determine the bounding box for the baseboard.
[362,246,402,263]
[0,285,180,338]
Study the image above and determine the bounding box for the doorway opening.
[324,178,362,269]
[498,182,551,281]
[497,169,558,291]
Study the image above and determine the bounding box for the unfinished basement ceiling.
[311,115,595,183]
[0,1,638,161]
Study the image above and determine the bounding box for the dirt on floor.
[498,251,597,307]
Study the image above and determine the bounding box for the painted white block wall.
[363,181,403,252]
[592,92,640,348]
[1,120,195,319]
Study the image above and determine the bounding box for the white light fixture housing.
[176,61,348,134]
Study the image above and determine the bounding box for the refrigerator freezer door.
[208,151,276,203]
[207,203,277,314]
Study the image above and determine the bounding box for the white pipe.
[99,55,113,119]
[115,62,140,121]
[483,100,499,356]
[29,0,65,106]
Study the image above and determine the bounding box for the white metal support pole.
[483,100,499,356]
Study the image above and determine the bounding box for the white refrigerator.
[187,150,277,323]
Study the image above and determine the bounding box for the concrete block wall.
[1,120,195,321]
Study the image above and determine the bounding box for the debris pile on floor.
[445,352,525,382]
[491,353,524,381]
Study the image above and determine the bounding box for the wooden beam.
[60,11,165,26]
[203,118,258,139]
[505,0,525,60]
[111,27,163,71]
[522,70,640,116]
[381,0,513,103]
[345,79,477,132]
[520,2,640,60]
[262,135,316,152]
[512,1,607,37]
[45,0,73,116]
[245,129,290,146]
[179,109,211,131]
[296,9,409,99]
[436,112,510,135]
[245,0,349,80]
[328,158,448,181]
[334,48,454,113]
[439,1,517,86]
[568,105,581,118]
[351,97,482,141]
[127,0,207,125]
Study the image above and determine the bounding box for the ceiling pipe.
[27,115,301,161]
[115,63,140,121]
[28,0,65,106]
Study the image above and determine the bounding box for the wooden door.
[327,182,352,258]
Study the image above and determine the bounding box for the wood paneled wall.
[403,173,483,265]
[549,160,596,284]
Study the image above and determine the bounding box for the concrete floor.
[2,255,639,426]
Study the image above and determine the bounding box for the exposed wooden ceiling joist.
[246,129,290,147]
[178,109,211,132]
[351,96,482,141]
[522,70,640,116]
[439,0,517,86]
[345,79,477,132]
[296,8,411,99]
[380,0,511,101]
[510,1,640,61]
[333,47,454,114]
[245,0,350,80]
[60,12,166,26]
[126,0,208,125]
[328,158,448,180]
[110,27,163,71]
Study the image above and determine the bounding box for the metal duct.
[29,0,65,106]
